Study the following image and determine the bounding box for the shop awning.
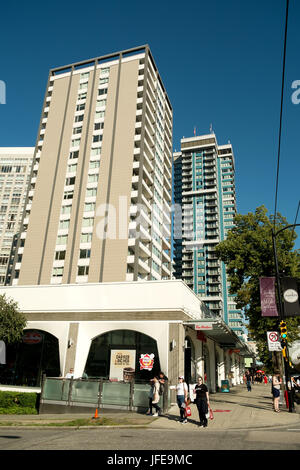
[183,319,254,357]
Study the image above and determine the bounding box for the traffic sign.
[267,331,282,352]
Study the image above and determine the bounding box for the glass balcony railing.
[40,377,168,412]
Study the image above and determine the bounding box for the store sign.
[194,323,213,330]
[139,353,154,371]
[267,331,282,352]
[109,350,136,381]
[22,332,43,344]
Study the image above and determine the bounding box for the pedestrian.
[263,375,268,386]
[245,370,252,392]
[291,377,300,408]
[176,376,189,423]
[147,377,161,417]
[65,368,75,379]
[193,376,210,428]
[158,371,168,394]
[272,370,282,412]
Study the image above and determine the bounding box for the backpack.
[159,382,164,395]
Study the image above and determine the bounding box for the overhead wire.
[273,0,290,229]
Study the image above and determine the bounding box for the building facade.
[0,280,249,395]
[0,49,252,398]
[173,133,244,338]
[9,45,172,286]
[0,148,34,285]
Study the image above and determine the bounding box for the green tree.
[0,294,27,344]
[215,206,300,370]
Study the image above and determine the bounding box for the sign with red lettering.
[194,323,213,330]
[22,332,43,344]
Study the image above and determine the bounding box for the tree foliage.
[0,294,27,344]
[215,206,300,369]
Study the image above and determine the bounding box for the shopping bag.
[209,408,214,420]
[184,406,192,417]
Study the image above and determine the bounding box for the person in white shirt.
[147,376,162,417]
[65,368,75,379]
[176,376,189,423]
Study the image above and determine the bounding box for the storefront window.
[84,329,161,382]
[0,329,60,387]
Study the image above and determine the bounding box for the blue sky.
[0,0,299,247]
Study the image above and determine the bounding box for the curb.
[0,424,298,431]
[0,424,151,430]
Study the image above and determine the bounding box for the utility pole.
[271,223,300,413]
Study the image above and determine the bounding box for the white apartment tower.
[9,46,173,286]
[0,148,34,285]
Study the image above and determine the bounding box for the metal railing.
[40,376,169,413]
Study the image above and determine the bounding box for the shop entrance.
[203,344,210,389]
[184,337,195,386]
[0,329,60,387]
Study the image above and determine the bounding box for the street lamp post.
[271,223,300,413]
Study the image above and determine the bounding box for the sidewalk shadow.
[211,396,274,411]
[159,413,199,426]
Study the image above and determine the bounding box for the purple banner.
[259,277,279,317]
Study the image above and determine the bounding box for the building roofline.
[49,44,172,111]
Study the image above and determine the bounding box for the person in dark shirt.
[193,376,210,427]
[245,370,252,392]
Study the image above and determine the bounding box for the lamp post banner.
[260,277,279,317]
[281,277,300,317]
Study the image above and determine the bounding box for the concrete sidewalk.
[0,384,299,430]
[149,383,300,431]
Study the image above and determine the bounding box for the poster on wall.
[109,350,136,382]
[139,353,154,371]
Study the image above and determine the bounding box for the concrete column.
[225,351,232,386]
[168,323,185,386]
[216,346,225,388]
[64,323,79,376]
[194,338,204,379]
[206,339,216,393]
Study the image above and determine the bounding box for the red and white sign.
[267,331,282,352]
[139,353,154,371]
[195,323,213,331]
[22,331,43,344]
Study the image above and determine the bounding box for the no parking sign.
[267,331,282,352]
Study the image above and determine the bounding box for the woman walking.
[194,376,210,428]
[272,370,282,412]
[147,377,161,417]
[176,376,189,423]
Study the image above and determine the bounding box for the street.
[0,425,299,450]
[0,384,299,451]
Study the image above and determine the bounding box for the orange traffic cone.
[92,408,99,419]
